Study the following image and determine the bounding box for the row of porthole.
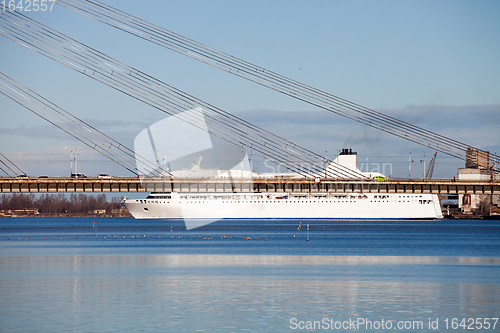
[140,200,418,204]
[140,200,401,204]
[214,200,358,204]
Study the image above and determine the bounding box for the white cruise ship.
[123,192,442,220]
[122,150,443,224]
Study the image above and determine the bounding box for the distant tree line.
[0,193,123,214]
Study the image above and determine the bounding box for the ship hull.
[122,192,443,220]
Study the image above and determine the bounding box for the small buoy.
[265,238,268,241]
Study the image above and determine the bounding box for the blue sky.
[1,0,499,179]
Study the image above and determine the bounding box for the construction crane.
[425,152,437,180]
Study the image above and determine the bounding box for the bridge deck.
[1,178,498,195]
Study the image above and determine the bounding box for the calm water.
[1,217,499,332]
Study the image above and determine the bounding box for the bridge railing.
[0,177,498,194]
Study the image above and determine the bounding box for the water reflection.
[1,216,499,332]
[3,254,500,270]
[1,254,499,332]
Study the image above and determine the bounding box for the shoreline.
[1,213,498,219]
[0,211,132,218]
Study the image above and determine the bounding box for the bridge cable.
[0,153,25,177]
[0,72,174,177]
[54,0,499,171]
[0,76,140,175]
[0,10,367,179]
[0,152,26,176]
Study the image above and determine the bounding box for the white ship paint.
[122,150,443,221]
[123,192,443,220]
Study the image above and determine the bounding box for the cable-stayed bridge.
[0,1,498,194]
[1,178,498,196]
